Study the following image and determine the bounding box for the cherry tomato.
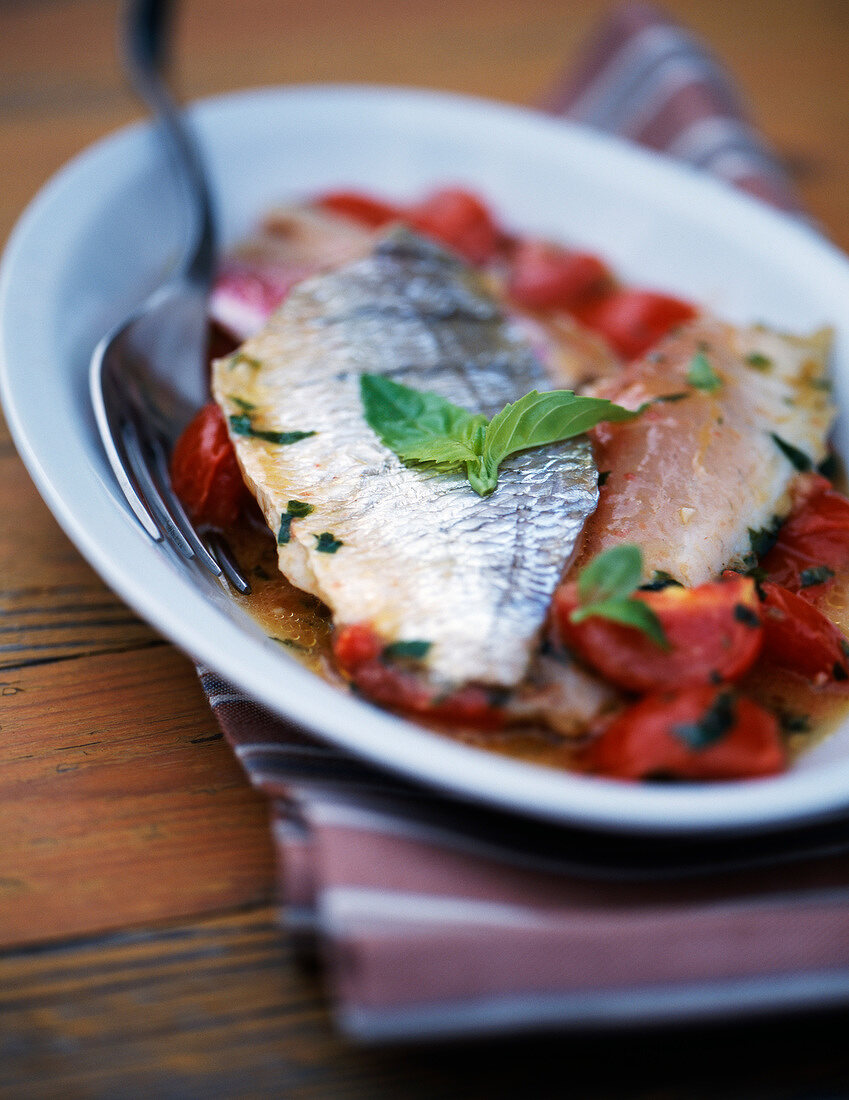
[554,575,763,693]
[574,289,697,359]
[758,580,849,685]
[333,623,503,729]
[585,685,785,780]
[507,239,611,311]
[170,403,248,528]
[761,473,849,597]
[315,190,400,228]
[405,188,498,264]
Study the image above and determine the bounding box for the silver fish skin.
[213,229,598,689]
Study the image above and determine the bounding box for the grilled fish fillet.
[576,317,836,585]
[212,229,598,689]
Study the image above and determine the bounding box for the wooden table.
[3,1,849,1094]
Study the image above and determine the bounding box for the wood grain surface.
[3,0,849,1094]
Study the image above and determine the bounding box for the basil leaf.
[577,544,643,604]
[314,532,343,553]
[570,544,669,649]
[481,390,641,492]
[747,517,781,558]
[770,432,813,472]
[229,414,315,446]
[277,514,293,545]
[360,374,485,454]
[383,640,432,660]
[640,570,683,591]
[570,597,669,649]
[686,352,722,393]
[673,690,736,750]
[360,375,641,497]
[800,565,835,587]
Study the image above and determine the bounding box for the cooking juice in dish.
[170,187,849,781]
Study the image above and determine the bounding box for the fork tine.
[205,531,252,594]
[90,348,164,542]
[120,413,196,560]
[146,431,224,577]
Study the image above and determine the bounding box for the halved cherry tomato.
[758,580,849,685]
[507,239,611,311]
[574,289,697,359]
[405,188,498,265]
[170,402,248,528]
[584,685,785,780]
[315,190,400,228]
[333,623,503,729]
[761,473,849,598]
[554,576,763,693]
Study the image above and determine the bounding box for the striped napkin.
[199,3,849,1040]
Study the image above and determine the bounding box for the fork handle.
[121,0,216,290]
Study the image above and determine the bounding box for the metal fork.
[89,0,250,593]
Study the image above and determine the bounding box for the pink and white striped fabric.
[198,4,849,1040]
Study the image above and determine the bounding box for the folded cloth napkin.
[198,4,847,1041]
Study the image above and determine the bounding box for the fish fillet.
[576,317,836,585]
[212,229,598,689]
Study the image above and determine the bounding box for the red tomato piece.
[170,403,248,528]
[585,685,785,781]
[315,190,400,228]
[332,623,503,729]
[507,239,611,312]
[554,576,763,693]
[405,188,498,265]
[333,623,383,670]
[759,581,849,685]
[574,289,697,359]
[761,473,849,597]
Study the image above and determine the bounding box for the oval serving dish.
[3,83,849,836]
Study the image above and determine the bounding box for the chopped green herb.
[229,413,316,446]
[745,352,772,370]
[800,565,835,588]
[383,640,432,660]
[597,470,610,487]
[639,570,683,591]
[818,452,840,480]
[277,514,293,545]
[733,603,761,628]
[654,391,690,403]
[748,517,782,558]
[570,545,669,649]
[314,532,343,554]
[359,374,644,497]
[686,352,722,393]
[673,690,736,750]
[809,377,832,391]
[770,432,812,472]
[272,637,308,651]
[228,395,256,411]
[229,352,262,370]
[778,711,811,734]
[278,500,316,544]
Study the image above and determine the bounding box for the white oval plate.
[4,84,849,837]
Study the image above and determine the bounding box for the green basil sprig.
[569,544,669,649]
[360,374,643,497]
